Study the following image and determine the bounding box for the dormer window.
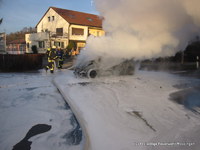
[68,14,75,19]
[86,17,93,22]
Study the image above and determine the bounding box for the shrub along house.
[26,7,105,54]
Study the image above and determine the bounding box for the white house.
[0,32,6,54]
[26,7,105,54]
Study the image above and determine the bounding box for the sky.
[0,0,97,33]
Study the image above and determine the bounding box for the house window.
[72,28,84,35]
[38,41,45,48]
[27,43,29,48]
[48,16,51,22]
[54,42,64,48]
[97,31,100,36]
[61,42,64,48]
[20,45,24,52]
[52,16,55,21]
[54,42,59,47]
[56,28,63,36]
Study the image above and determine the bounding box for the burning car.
[73,58,135,78]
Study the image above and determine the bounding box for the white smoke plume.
[76,0,200,68]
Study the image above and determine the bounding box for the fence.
[0,54,45,72]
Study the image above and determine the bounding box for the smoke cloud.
[76,0,200,68]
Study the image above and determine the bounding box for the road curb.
[53,71,90,150]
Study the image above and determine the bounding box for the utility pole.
[4,33,6,53]
[48,31,51,48]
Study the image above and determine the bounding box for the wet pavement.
[170,87,200,113]
[140,62,200,112]
[170,68,200,112]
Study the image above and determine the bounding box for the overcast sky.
[0,0,97,33]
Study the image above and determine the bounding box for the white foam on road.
[0,71,83,150]
[54,70,200,150]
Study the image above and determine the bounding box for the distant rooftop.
[7,39,26,45]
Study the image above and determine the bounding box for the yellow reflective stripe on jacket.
[48,59,55,62]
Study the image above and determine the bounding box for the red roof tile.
[51,7,103,28]
[7,39,26,45]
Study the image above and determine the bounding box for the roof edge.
[36,7,103,29]
[35,7,52,28]
[51,6,101,18]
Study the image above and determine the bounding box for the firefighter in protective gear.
[45,46,57,73]
[56,48,64,69]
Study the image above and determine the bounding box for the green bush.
[66,41,77,51]
[31,45,38,54]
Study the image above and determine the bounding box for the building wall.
[89,28,105,37]
[69,24,88,41]
[37,8,69,34]
[7,44,26,54]
[77,42,86,48]
[25,32,49,53]
[36,8,70,50]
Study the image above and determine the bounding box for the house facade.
[6,39,26,54]
[26,7,105,54]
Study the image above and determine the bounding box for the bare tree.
[0,18,3,25]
